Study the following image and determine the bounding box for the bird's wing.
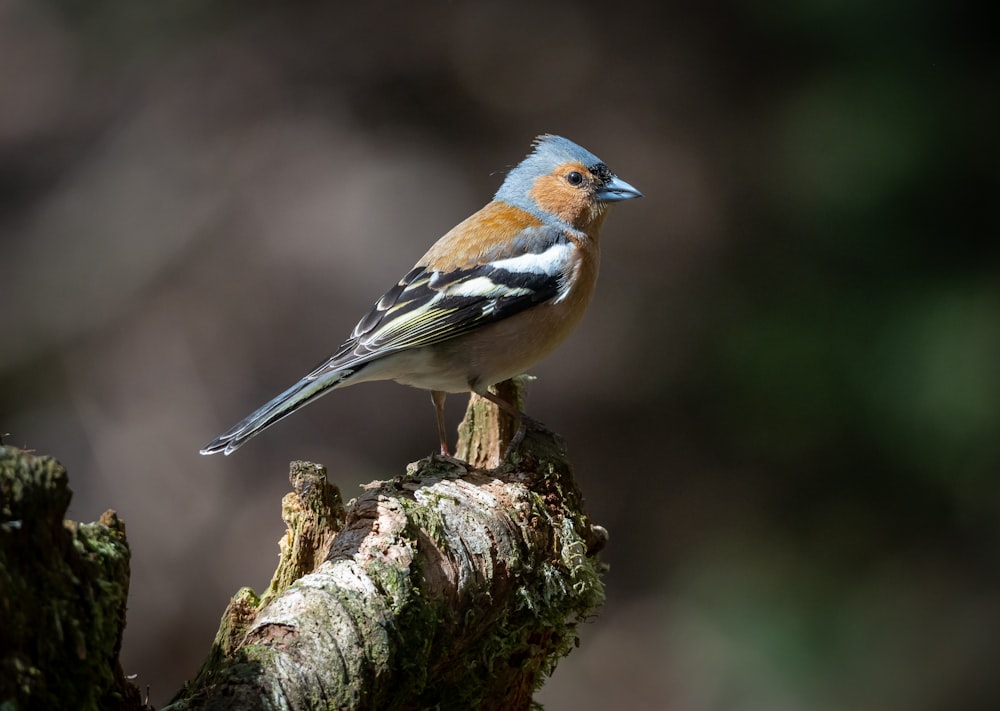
[305,226,575,380]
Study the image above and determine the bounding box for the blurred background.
[2,1,998,708]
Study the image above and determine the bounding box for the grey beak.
[596,175,643,202]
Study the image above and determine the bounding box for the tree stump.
[168,380,608,710]
[1,378,608,710]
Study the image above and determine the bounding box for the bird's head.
[494,134,642,232]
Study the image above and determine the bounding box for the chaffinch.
[201,134,641,457]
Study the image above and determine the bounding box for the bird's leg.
[476,388,538,456]
[431,390,451,456]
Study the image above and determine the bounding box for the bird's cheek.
[528,176,590,225]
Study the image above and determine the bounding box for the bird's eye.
[566,171,584,186]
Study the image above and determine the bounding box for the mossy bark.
[167,379,608,711]
[0,446,144,711]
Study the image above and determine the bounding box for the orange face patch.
[528,162,607,231]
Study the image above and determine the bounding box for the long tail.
[199,366,359,456]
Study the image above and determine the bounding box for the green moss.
[491,493,604,693]
[396,491,451,550]
[385,445,606,708]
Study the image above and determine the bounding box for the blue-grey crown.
[494,135,608,218]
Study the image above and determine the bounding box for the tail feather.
[200,368,355,456]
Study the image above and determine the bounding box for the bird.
[200,134,641,457]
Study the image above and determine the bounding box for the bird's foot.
[502,413,546,461]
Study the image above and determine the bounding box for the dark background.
[2,2,997,709]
